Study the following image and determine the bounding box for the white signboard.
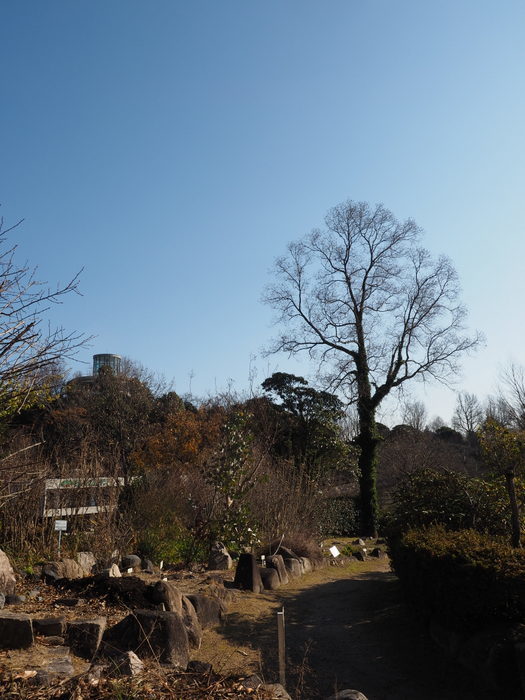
[329,545,340,558]
[54,520,68,532]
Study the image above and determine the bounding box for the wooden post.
[277,607,286,687]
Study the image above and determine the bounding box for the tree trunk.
[357,412,379,538]
[505,471,522,548]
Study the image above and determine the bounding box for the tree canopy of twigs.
[0,215,86,415]
[264,200,482,535]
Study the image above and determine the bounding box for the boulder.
[33,616,66,637]
[149,580,183,614]
[100,563,122,578]
[77,551,97,575]
[141,558,154,572]
[283,557,302,578]
[233,553,264,593]
[35,656,75,684]
[259,567,280,590]
[325,691,369,700]
[300,557,312,573]
[266,555,289,585]
[5,594,26,605]
[353,539,366,547]
[262,683,292,699]
[66,617,106,659]
[43,559,86,581]
[108,650,144,676]
[208,541,233,570]
[121,555,141,571]
[352,551,367,562]
[182,594,203,649]
[186,594,224,629]
[0,611,33,649]
[187,659,212,674]
[0,549,16,595]
[103,609,189,668]
[369,547,385,558]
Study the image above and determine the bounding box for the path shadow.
[218,569,497,700]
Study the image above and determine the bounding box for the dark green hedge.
[390,525,525,634]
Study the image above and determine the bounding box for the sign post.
[54,519,67,557]
[277,606,286,687]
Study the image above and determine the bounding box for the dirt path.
[198,558,495,699]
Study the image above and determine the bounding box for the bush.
[387,468,522,538]
[318,497,359,537]
[390,525,525,634]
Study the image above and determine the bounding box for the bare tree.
[452,391,484,436]
[402,399,427,431]
[0,215,85,414]
[264,200,481,535]
[498,364,525,430]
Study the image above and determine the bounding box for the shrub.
[390,525,525,634]
[387,468,522,538]
[318,497,359,537]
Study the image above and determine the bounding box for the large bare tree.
[0,214,85,415]
[264,200,481,535]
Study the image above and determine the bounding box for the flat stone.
[65,617,106,659]
[33,616,66,636]
[41,635,65,645]
[5,594,26,605]
[55,597,83,607]
[0,611,33,649]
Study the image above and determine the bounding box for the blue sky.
[1,1,524,424]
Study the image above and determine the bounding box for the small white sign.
[329,545,340,558]
[54,520,67,532]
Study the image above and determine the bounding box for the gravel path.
[277,559,495,699]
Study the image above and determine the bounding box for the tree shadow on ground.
[219,569,497,700]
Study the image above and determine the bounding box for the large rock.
[121,554,141,571]
[208,541,233,570]
[0,549,16,595]
[103,609,189,668]
[186,594,224,629]
[259,567,280,590]
[266,555,289,585]
[300,557,312,573]
[0,611,33,649]
[283,557,302,578]
[33,616,67,637]
[77,551,97,575]
[182,594,203,649]
[43,559,86,581]
[149,580,183,614]
[99,563,122,578]
[109,650,144,676]
[262,683,292,699]
[66,617,106,659]
[325,691,368,700]
[233,553,264,593]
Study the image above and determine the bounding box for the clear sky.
[1,1,524,425]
